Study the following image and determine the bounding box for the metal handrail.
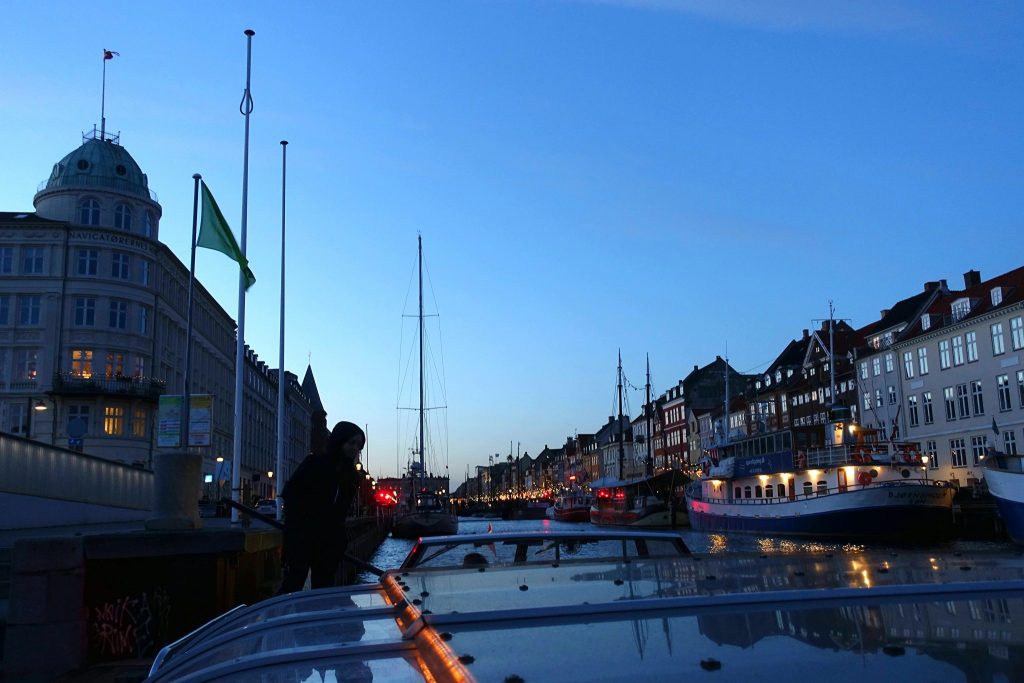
[219,498,384,577]
[702,478,951,506]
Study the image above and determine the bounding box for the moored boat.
[550,491,592,522]
[590,470,689,528]
[685,426,956,540]
[981,449,1024,544]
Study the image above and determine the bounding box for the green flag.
[198,181,256,289]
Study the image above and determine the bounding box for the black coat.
[281,453,360,533]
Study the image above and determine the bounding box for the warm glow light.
[758,475,769,483]
[33,400,48,412]
[216,456,224,462]
[267,471,273,478]
[921,456,929,464]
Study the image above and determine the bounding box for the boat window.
[755,485,762,498]
[744,486,752,499]
[734,486,741,499]
[783,432,792,449]
[765,484,773,498]
[802,481,813,497]
[816,481,828,496]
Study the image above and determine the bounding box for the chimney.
[802,329,809,340]
[693,365,699,373]
[964,270,981,288]
[879,309,890,318]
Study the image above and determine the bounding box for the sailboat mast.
[828,300,837,404]
[418,235,425,485]
[645,353,653,476]
[617,349,625,480]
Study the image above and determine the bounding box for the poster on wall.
[157,395,213,448]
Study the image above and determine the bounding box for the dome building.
[0,126,316,503]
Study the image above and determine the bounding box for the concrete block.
[8,574,48,624]
[3,620,86,681]
[13,537,84,572]
[47,568,86,622]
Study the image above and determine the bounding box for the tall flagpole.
[275,140,288,521]
[231,29,255,523]
[183,175,201,455]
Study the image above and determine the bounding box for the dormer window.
[78,198,100,226]
[992,287,1004,307]
[114,204,132,231]
[921,314,932,331]
[951,298,972,322]
[775,370,782,383]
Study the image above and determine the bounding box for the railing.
[697,478,952,507]
[51,372,166,400]
[0,432,152,509]
[36,173,159,203]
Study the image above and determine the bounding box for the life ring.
[903,451,920,465]
[857,472,872,486]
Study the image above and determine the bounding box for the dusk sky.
[3,1,1022,489]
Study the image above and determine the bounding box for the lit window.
[71,349,93,378]
[104,405,125,435]
[132,407,147,437]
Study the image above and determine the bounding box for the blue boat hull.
[981,461,1024,544]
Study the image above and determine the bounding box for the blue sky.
[2,1,1022,489]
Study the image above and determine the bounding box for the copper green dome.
[41,136,156,201]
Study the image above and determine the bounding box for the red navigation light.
[596,489,611,499]
[569,475,576,481]
[375,489,398,506]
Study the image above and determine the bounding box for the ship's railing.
[699,478,952,506]
[803,443,922,469]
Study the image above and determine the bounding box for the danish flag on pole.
[103,49,119,60]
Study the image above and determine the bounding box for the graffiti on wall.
[89,588,172,659]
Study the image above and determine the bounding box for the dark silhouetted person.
[277,421,365,594]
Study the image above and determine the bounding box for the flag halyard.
[198,181,255,289]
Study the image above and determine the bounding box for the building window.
[952,299,971,321]
[885,353,894,373]
[971,381,985,416]
[1011,317,1024,351]
[992,323,1006,356]
[903,351,914,379]
[22,247,44,274]
[953,336,965,366]
[1005,431,1018,456]
[918,347,929,375]
[998,375,1012,412]
[944,387,957,421]
[872,358,881,376]
[875,389,882,409]
[863,392,871,411]
[68,406,90,435]
[0,247,12,273]
[922,392,934,425]
[908,395,919,427]
[950,438,967,468]
[19,295,41,325]
[133,357,145,377]
[886,385,895,405]
[860,362,869,380]
[109,299,128,329]
[76,249,98,276]
[14,349,39,381]
[71,349,93,378]
[79,198,101,225]
[966,331,978,362]
[74,298,95,326]
[0,295,9,325]
[111,252,130,280]
[971,435,988,465]
[957,384,970,418]
[139,260,150,285]
[105,352,125,378]
[138,306,149,335]
[103,405,125,436]
[1018,371,1024,409]
[143,211,154,237]
[132,407,147,438]
[939,340,951,370]
[926,440,938,469]
[114,203,132,231]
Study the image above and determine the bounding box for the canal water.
[356,516,1017,583]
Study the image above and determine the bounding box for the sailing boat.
[392,236,459,540]
[589,351,689,528]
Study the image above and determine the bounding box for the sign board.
[157,395,214,448]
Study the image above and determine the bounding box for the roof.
[901,265,1024,342]
[301,365,325,412]
[0,211,66,225]
[37,137,155,202]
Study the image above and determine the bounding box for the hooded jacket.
[281,422,364,532]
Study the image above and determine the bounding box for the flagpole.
[184,174,201,456]
[101,51,106,141]
[231,29,255,524]
[275,140,288,521]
